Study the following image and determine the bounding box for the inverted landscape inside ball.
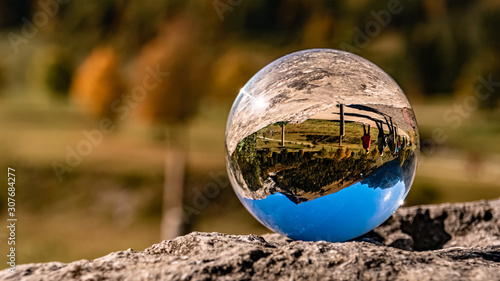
[225,49,419,242]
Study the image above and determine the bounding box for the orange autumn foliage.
[132,14,202,125]
[71,47,125,119]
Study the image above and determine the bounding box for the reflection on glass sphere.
[225,49,419,242]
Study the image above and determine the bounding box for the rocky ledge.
[2,198,499,281]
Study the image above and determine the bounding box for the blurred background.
[0,0,499,266]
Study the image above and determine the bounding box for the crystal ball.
[225,49,419,242]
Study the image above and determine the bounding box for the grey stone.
[2,198,499,281]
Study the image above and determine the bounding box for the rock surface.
[2,198,499,281]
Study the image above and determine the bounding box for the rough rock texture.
[2,198,499,281]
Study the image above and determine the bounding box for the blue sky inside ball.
[239,161,409,242]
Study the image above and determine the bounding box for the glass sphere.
[225,49,419,242]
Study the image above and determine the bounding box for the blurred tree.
[116,0,183,55]
[208,47,270,102]
[133,16,202,125]
[409,0,479,95]
[54,0,122,56]
[131,14,204,240]
[299,1,342,48]
[215,0,311,46]
[44,50,74,99]
[476,4,500,111]
[0,59,5,94]
[70,46,125,119]
[52,0,188,60]
[0,0,32,28]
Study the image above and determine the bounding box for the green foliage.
[233,133,262,191]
